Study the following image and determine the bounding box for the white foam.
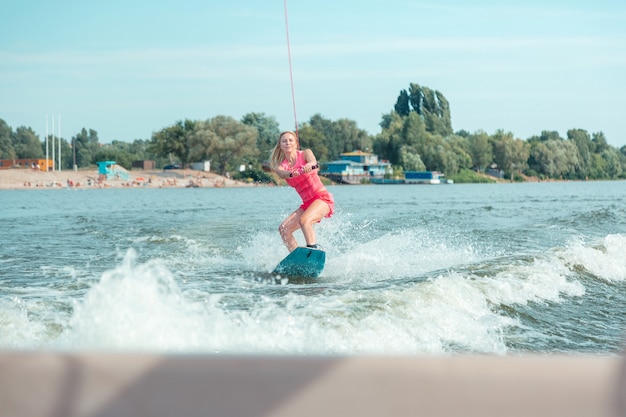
[561,234,626,282]
[54,249,210,352]
[475,258,585,306]
[48,247,513,354]
[0,297,48,350]
[41,232,618,355]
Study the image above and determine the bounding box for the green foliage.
[592,132,609,153]
[233,168,276,184]
[405,83,452,136]
[334,118,373,154]
[150,119,196,168]
[93,147,133,170]
[467,131,493,171]
[298,123,329,161]
[373,112,405,165]
[492,130,529,178]
[303,114,371,160]
[0,119,16,159]
[601,148,622,178]
[189,115,258,175]
[512,172,525,182]
[73,128,100,168]
[391,165,404,179]
[529,139,580,179]
[394,90,410,116]
[398,145,426,171]
[2,80,625,184]
[567,129,592,178]
[241,112,280,163]
[448,169,496,184]
[88,139,164,170]
[13,127,43,158]
[59,139,73,169]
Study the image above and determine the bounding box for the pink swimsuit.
[281,151,334,217]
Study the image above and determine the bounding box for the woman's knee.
[279,218,298,236]
[299,212,319,227]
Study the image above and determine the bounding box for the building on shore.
[320,151,391,184]
[0,159,54,171]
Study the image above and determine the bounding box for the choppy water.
[1,181,625,354]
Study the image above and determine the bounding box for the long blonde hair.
[270,131,299,170]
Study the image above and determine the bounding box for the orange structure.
[0,159,54,171]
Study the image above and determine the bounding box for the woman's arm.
[272,166,293,179]
[272,150,319,179]
[301,149,318,173]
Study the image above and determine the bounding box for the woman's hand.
[290,164,318,177]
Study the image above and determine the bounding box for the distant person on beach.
[270,130,334,252]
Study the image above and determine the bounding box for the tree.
[150,119,196,168]
[402,111,427,149]
[241,112,280,163]
[94,145,133,170]
[407,83,453,136]
[447,135,473,175]
[333,118,372,154]
[13,127,43,159]
[394,89,410,116]
[416,133,463,174]
[539,130,562,142]
[297,124,329,162]
[190,116,258,175]
[58,139,73,170]
[530,140,579,179]
[588,153,606,179]
[426,90,452,137]
[468,131,493,171]
[592,132,609,153]
[567,129,592,179]
[493,130,529,178]
[399,145,425,171]
[73,128,100,168]
[373,112,404,165]
[0,119,15,159]
[307,114,336,159]
[601,148,622,179]
[509,137,530,175]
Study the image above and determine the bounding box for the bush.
[448,169,496,184]
[512,172,525,182]
[233,169,276,184]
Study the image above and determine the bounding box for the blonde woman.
[270,131,334,252]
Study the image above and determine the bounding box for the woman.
[270,131,334,252]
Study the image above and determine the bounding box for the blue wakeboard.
[273,247,326,279]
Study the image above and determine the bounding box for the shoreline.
[2,168,621,190]
[0,168,254,190]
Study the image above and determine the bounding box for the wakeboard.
[273,247,326,279]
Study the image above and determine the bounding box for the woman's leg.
[279,209,304,252]
[299,199,330,246]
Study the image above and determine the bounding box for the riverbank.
[0,168,253,190]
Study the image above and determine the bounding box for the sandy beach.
[0,168,254,190]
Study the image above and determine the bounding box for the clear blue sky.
[2,0,625,147]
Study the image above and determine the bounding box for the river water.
[1,181,625,354]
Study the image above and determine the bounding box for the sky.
[2,0,626,148]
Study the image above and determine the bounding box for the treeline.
[2,82,625,181]
[0,119,167,171]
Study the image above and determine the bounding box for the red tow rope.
[283,0,299,138]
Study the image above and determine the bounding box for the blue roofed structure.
[320,151,391,184]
